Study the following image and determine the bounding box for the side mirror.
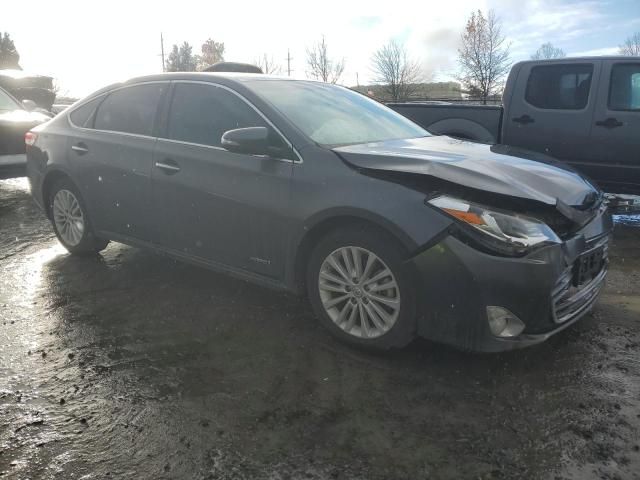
[22,99,37,111]
[221,127,269,156]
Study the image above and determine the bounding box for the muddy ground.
[1,177,639,480]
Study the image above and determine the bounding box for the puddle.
[613,214,640,227]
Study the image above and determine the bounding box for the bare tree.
[306,36,345,84]
[197,38,225,70]
[531,42,566,60]
[458,10,511,104]
[370,39,422,101]
[254,54,281,74]
[619,32,640,56]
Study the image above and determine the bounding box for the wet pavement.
[1,177,639,480]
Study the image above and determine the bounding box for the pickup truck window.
[609,64,640,111]
[525,64,593,110]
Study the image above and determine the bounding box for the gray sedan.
[26,73,612,351]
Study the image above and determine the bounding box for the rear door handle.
[595,117,623,129]
[155,160,181,174]
[71,143,89,154]
[512,114,535,125]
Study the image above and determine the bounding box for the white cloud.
[3,0,637,96]
[570,46,620,56]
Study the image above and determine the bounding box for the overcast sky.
[5,0,640,97]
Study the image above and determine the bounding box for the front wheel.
[49,178,109,255]
[307,226,417,350]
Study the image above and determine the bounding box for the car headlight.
[427,195,561,256]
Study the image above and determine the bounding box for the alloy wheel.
[317,246,401,339]
[52,189,85,247]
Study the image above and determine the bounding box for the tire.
[306,225,417,350]
[48,177,109,255]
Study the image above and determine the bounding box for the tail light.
[25,131,38,147]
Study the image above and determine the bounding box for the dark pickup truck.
[389,57,640,195]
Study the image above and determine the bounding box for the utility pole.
[356,72,359,88]
[160,33,166,72]
[286,49,292,76]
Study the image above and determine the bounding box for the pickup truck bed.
[388,103,503,144]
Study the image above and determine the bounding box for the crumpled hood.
[333,136,599,208]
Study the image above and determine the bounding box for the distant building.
[352,81,463,102]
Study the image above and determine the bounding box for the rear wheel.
[49,178,109,255]
[307,226,417,350]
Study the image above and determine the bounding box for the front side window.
[246,80,428,146]
[525,64,594,110]
[94,84,165,136]
[166,83,268,148]
[609,63,640,111]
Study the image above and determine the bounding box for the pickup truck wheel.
[307,226,417,350]
[49,178,109,255]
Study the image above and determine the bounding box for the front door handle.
[71,142,89,154]
[512,114,535,125]
[595,117,623,129]
[155,160,181,174]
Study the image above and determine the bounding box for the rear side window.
[69,96,103,128]
[609,63,640,111]
[94,84,165,136]
[166,83,267,147]
[525,64,594,110]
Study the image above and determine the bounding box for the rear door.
[589,59,640,192]
[503,61,600,170]
[152,81,295,279]
[68,82,167,242]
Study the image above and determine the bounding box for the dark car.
[0,69,56,111]
[26,73,612,351]
[0,86,50,179]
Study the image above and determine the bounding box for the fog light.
[486,306,525,338]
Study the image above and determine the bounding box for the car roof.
[122,71,303,85]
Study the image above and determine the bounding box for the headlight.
[427,195,561,256]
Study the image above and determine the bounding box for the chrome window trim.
[170,80,303,163]
[155,136,297,164]
[66,78,304,163]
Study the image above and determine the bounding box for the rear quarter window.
[525,64,594,110]
[69,96,103,128]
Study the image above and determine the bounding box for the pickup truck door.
[588,59,640,193]
[503,61,601,176]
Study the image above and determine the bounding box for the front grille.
[552,237,608,324]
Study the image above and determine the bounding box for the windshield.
[246,80,428,146]
[0,88,20,111]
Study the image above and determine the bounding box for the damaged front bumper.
[410,207,613,352]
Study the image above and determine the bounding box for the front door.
[152,82,295,279]
[503,61,600,175]
[589,59,640,192]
